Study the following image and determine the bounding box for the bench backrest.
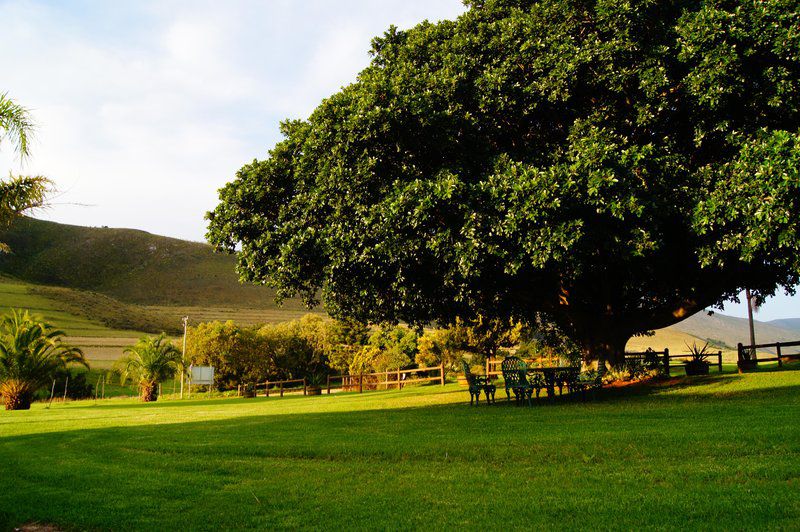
[461,360,478,386]
[501,356,528,387]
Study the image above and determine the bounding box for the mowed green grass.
[1,369,800,530]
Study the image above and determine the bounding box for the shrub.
[0,309,87,410]
[187,321,271,390]
[46,368,94,400]
[416,329,463,374]
[117,334,182,402]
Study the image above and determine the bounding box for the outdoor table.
[526,367,580,397]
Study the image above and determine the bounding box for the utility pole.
[180,316,189,399]
[746,289,757,360]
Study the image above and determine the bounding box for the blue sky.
[0,0,796,321]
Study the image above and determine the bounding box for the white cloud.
[0,0,465,241]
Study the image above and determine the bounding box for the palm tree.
[118,334,182,402]
[0,92,34,158]
[0,92,52,251]
[0,309,86,410]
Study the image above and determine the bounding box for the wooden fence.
[487,349,723,377]
[239,364,445,398]
[624,348,723,376]
[325,364,445,394]
[737,340,800,369]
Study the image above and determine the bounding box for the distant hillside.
[0,217,310,309]
[670,312,800,351]
[768,318,800,334]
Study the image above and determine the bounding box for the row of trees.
[186,313,580,391]
[0,308,584,409]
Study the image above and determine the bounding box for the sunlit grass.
[2,367,800,530]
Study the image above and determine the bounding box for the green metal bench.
[501,356,535,406]
[462,361,496,405]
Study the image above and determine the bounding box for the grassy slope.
[673,312,800,351]
[769,318,800,334]
[0,217,308,308]
[1,369,799,530]
[0,277,142,338]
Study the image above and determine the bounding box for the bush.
[416,329,463,374]
[39,368,94,400]
[187,321,272,390]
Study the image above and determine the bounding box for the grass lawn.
[2,369,800,530]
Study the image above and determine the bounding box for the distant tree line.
[185,314,580,390]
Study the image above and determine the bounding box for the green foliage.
[0,92,34,159]
[117,334,181,401]
[313,317,368,373]
[187,321,270,390]
[685,341,712,363]
[516,315,582,366]
[0,92,52,252]
[364,324,418,372]
[0,309,86,409]
[46,368,95,400]
[208,0,800,367]
[415,328,461,373]
[186,315,360,388]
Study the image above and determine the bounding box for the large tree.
[208,0,800,366]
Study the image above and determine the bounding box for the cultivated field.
[2,368,799,530]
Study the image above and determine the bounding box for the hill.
[0,217,310,309]
[671,312,799,351]
[768,318,800,334]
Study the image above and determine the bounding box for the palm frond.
[0,309,86,394]
[0,92,36,160]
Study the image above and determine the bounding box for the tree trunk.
[140,382,158,402]
[575,330,631,370]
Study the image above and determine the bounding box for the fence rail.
[325,364,445,394]
[738,340,800,369]
[487,349,723,377]
[237,364,445,398]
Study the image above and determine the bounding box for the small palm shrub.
[117,334,182,402]
[684,342,712,376]
[0,309,86,410]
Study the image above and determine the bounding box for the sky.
[0,0,797,321]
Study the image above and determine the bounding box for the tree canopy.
[208,0,800,365]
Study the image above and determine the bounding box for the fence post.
[359,370,363,393]
[717,351,723,372]
[303,377,307,396]
[440,362,445,386]
[397,368,401,390]
[280,381,284,397]
[663,348,670,377]
[486,357,490,379]
[777,342,783,367]
[265,381,270,397]
[327,375,331,394]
